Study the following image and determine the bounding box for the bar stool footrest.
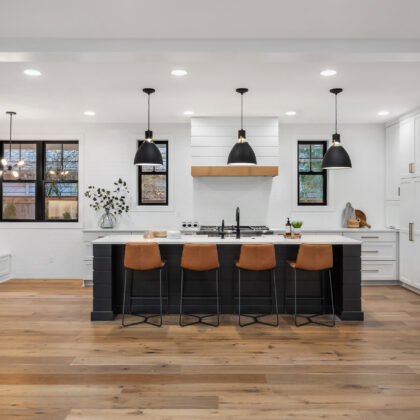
[239,313,279,327]
[295,313,335,328]
[122,313,162,328]
[179,313,219,327]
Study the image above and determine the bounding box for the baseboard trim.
[362,280,400,286]
[401,282,420,295]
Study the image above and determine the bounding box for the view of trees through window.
[138,141,168,205]
[0,141,79,221]
[298,141,327,205]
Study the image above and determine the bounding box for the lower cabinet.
[343,231,398,284]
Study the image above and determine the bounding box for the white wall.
[192,118,385,229]
[0,119,385,278]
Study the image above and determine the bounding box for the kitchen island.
[91,234,363,322]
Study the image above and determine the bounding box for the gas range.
[197,225,273,237]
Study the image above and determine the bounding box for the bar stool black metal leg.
[329,269,336,327]
[215,268,220,326]
[272,268,279,326]
[122,269,128,327]
[179,268,184,326]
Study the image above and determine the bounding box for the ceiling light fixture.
[378,110,390,116]
[322,88,352,170]
[320,69,337,77]
[84,110,96,116]
[0,111,25,178]
[171,69,188,76]
[285,111,297,116]
[227,88,257,166]
[183,110,194,116]
[23,69,42,77]
[134,88,163,166]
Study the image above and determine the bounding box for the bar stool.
[286,244,335,327]
[235,244,279,327]
[122,243,167,328]
[179,244,220,327]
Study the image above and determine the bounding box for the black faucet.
[220,219,225,239]
[236,207,240,239]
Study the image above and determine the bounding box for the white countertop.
[93,234,361,245]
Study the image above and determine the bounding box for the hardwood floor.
[0,279,420,419]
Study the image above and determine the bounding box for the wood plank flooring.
[0,279,420,419]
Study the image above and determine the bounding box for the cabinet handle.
[398,187,400,196]
[409,223,414,241]
[362,250,379,253]
[362,269,379,273]
[361,236,379,239]
[409,162,415,173]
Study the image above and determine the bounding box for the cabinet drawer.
[361,242,397,261]
[344,232,397,242]
[361,261,397,281]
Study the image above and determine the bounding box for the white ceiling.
[1,0,420,124]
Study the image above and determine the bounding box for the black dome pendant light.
[134,88,163,166]
[322,88,352,169]
[227,88,257,166]
[0,111,25,178]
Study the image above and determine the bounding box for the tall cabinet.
[399,177,420,290]
[386,112,420,292]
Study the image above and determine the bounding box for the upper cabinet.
[385,123,400,201]
[399,117,415,178]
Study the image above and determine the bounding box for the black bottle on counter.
[286,218,292,236]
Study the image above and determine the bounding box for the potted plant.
[85,178,130,228]
[291,221,303,235]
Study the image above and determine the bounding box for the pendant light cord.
[9,112,13,156]
[147,93,150,131]
[335,93,338,134]
[241,93,243,130]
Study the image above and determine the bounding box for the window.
[138,141,168,205]
[0,141,79,221]
[297,141,327,205]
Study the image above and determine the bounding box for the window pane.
[140,175,167,204]
[2,182,35,219]
[311,144,324,159]
[311,159,323,172]
[45,183,78,220]
[46,143,78,180]
[299,175,324,204]
[298,144,310,158]
[3,143,37,180]
[298,159,310,172]
[142,143,167,173]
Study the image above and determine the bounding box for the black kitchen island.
[91,234,363,322]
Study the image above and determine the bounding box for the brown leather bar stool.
[286,244,335,327]
[179,244,220,327]
[122,243,167,328]
[235,244,279,327]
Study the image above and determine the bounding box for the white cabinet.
[343,231,398,284]
[414,116,420,176]
[399,117,415,178]
[385,123,400,201]
[399,177,420,290]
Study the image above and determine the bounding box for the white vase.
[293,227,301,235]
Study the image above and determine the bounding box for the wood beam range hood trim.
[191,166,278,177]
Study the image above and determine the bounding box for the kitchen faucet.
[236,207,240,239]
[220,219,225,239]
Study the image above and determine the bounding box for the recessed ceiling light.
[23,69,42,77]
[171,69,188,76]
[320,69,337,77]
[378,110,390,116]
[285,111,297,116]
[183,110,194,116]
[84,110,96,116]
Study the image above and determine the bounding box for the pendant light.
[134,88,163,166]
[0,111,24,178]
[322,88,352,169]
[227,88,257,166]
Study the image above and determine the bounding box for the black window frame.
[297,140,328,206]
[0,140,79,222]
[137,140,169,206]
